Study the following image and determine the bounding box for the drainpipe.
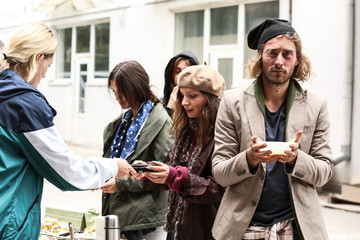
[289,0,292,22]
[333,0,355,165]
[333,145,351,165]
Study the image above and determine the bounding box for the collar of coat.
[253,77,297,128]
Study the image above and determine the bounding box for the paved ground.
[320,204,360,240]
[41,144,360,240]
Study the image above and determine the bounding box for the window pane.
[210,6,238,45]
[218,58,233,89]
[76,25,90,53]
[79,64,87,113]
[175,10,204,63]
[243,1,279,77]
[95,22,110,78]
[56,28,72,78]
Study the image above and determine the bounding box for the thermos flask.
[104,215,120,240]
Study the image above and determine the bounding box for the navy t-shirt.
[250,101,293,226]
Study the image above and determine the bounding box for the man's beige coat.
[212,81,333,240]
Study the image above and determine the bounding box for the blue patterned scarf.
[110,100,154,160]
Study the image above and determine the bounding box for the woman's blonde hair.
[3,22,58,82]
[246,33,312,82]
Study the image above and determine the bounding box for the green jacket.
[102,103,174,231]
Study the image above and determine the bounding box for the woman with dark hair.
[162,51,199,116]
[139,65,226,240]
[100,60,174,240]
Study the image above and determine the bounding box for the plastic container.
[261,141,291,156]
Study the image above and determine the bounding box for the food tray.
[40,220,95,240]
[40,232,95,240]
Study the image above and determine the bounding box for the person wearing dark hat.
[137,65,226,240]
[162,51,199,117]
[211,18,333,240]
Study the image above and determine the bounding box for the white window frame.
[51,19,110,87]
[172,0,290,89]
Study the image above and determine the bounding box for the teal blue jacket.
[0,70,118,239]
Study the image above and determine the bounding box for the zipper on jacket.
[18,194,40,231]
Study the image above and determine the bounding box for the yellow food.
[40,217,69,235]
[263,153,289,158]
[84,225,96,234]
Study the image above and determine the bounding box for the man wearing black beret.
[212,18,333,239]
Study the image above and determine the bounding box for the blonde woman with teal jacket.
[0,23,134,240]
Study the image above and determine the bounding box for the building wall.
[292,0,356,187]
[44,1,179,148]
[350,0,360,184]
[0,0,359,187]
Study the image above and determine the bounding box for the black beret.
[247,19,296,50]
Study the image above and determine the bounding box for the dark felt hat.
[247,19,296,50]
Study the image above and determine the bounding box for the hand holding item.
[246,136,276,166]
[132,160,147,165]
[166,86,179,110]
[278,130,303,165]
[131,160,156,180]
[100,178,117,193]
[143,161,170,184]
[246,131,303,166]
[115,158,137,178]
